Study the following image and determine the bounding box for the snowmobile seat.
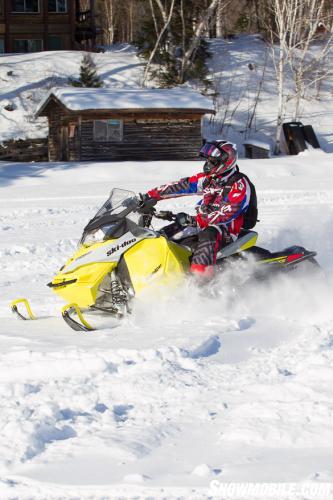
[217,230,258,259]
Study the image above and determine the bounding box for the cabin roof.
[36,87,215,116]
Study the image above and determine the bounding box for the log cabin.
[0,0,95,53]
[36,87,215,161]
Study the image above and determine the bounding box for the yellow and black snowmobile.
[11,188,319,331]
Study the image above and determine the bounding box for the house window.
[12,0,39,12]
[48,35,62,50]
[14,39,43,52]
[0,39,4,54]
[48,0,67,13]
[93,120,123,142]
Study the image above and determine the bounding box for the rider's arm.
[196,177,251,228]
[147,172,205,200]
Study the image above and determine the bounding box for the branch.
[142,0,176,86]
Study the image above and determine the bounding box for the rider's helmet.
[199,141,237,176]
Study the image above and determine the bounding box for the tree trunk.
[142,0,176,86]
[180,0,220,83]
[216,0,223,37]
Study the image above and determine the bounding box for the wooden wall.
[0,138,48,161]
[48,102,65,161]
[79,116,203,161]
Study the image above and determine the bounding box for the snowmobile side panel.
[51,262,117,308]
[123,236,191,294]
[11,298,36,320]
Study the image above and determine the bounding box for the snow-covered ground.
[1,150,333,499]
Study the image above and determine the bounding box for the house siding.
[2,0,76,52]
[79,117,202,161]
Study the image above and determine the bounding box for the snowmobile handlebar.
[153,210,176,221]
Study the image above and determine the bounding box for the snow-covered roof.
[36,87,215,116]
[243,139,271,150]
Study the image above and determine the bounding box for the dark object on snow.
[283,122,320,155]
[283,122,306,155]
[4,103,15,111]
[303,125,320,149]
[243,141,270,159]
[7,71,13,77]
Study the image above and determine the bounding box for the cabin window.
[12,0,39,12]
[48,0,67,13]
[14,39,43,52]
[93,119,123,142]
[0,39,4,54]
[48,35,62,50]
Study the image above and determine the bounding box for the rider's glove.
[196,213,209,228]
[137,193,157,212]
[176,212,196,226]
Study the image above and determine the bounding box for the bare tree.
[267,0,333,153]
[142,0,176,85]
[216,0,224,37]
[98,0,115,45]
[179,0,220,83]
[149,0,160,39]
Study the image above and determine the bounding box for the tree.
[142,0,176,85]
[137,0,216,86]
[266,0,333,154]
[69,53,103,88]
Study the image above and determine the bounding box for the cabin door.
[60,126,69,161]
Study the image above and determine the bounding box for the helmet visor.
[200,143,228,168]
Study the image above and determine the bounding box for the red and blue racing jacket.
[148,166,253,238]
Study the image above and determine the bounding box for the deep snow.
[1,150,333,499]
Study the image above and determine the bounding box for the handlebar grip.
[155,210,175,221]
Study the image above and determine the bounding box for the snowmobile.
[11,188,319,331]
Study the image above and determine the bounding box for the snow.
[1,35,333,153]
[1,149,333,498]
[37,87,215,114]
[243,139,271,150]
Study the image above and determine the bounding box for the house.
[0,0,96,53]
[35,87,215,161]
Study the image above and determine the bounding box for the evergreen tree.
[69,54,103,88]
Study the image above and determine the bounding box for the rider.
[141,141,257,278]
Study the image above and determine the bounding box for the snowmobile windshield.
[93,189,138,219]
[80,189,140,246]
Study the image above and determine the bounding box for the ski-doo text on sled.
[11,188,319,331]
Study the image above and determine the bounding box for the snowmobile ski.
[61,303,95,332]
[11,298,36,321]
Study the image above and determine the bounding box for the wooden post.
[70,0,76,49]
[43,0,49,51]
[4,0,10,52]
[78,115,82,161]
